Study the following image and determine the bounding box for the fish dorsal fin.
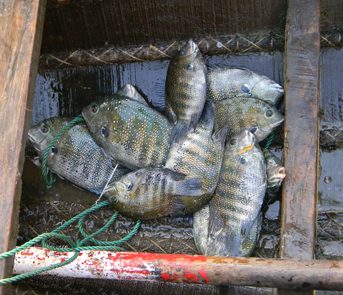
[116,84,149,106]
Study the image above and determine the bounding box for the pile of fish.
[28,39,286,257]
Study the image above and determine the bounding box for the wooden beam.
[279,0,320,294]
[0,0,46,293]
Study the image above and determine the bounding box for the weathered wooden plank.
[279,0,320,294]
[0,0,46,293]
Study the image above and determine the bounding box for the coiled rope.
[0,200,141,285]
[0,115,142,285]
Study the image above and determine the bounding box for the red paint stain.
[161,273,172,281]
[112,252,206,263]
[183,272,199,282]
[60,259,66,262]
[37,257,45,261]
[78,253,83,256]
[20,251,34,256]
[109,269,150,275]
[198,266,210,283]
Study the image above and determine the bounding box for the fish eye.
[268,159,276,166]
[186,64,194,70]
[111,196,118,204]
[101,126,109,138]
[240,157,247,164]
[127,183,133,191]
[51,146,58,155]
[41,124,49,134]
[91,104,99,114]
[180,50,185,56]
[230,139,238,146]
[266,110,274,118]
[241,84,250,93]
[251,127,257,134]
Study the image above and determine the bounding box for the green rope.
[41,114,85,186]
[264,130,275,149]
[0,200,141,285]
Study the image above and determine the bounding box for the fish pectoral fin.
[174,177,205,197]
[166,106,178,125]
[169,197,188,216]
[213,124,229,152]
[169,122,189,144]
[198,102,215,132]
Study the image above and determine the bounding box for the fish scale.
[214,97,284,142]
[103,167,204,220]
[205,130,267,257]
[82,94,172,169]
[165,103,227,215]
[206,67,284,106]
[165,39,207,142]
[28,118,129,194]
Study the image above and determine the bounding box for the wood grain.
[0,0,46,293]
[279,0,320,294]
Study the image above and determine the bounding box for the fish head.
[252,80,285,106]
[82,96,119,134]
[175,39,206,73]
[178,39,198,58]
[254,104,284,141]
[226,130,257,172]
[263,149,286,187]
[228,130,256,151]
[104,180,133,211]
[28,118,69,157]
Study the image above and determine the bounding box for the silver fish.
[28,117,128,194]
[207,67,284,106]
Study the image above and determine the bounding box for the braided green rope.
[0,200,141,285]
[41,114,85,185]
[264,130,275,149]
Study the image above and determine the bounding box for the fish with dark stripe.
[202,130,267,257]
[82,87,172,169]
[165,102,227,215]
[103,167,204,220]
[214,97,284,142]
[165,39,207,142]
[206,67,284,106]
[28,117,129,194]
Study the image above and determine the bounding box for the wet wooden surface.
[279,0,320,293]
[0,0,46,293]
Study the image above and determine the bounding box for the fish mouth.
[270,167,286,181]
[104,182,126,197]
[182,39,198,57]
